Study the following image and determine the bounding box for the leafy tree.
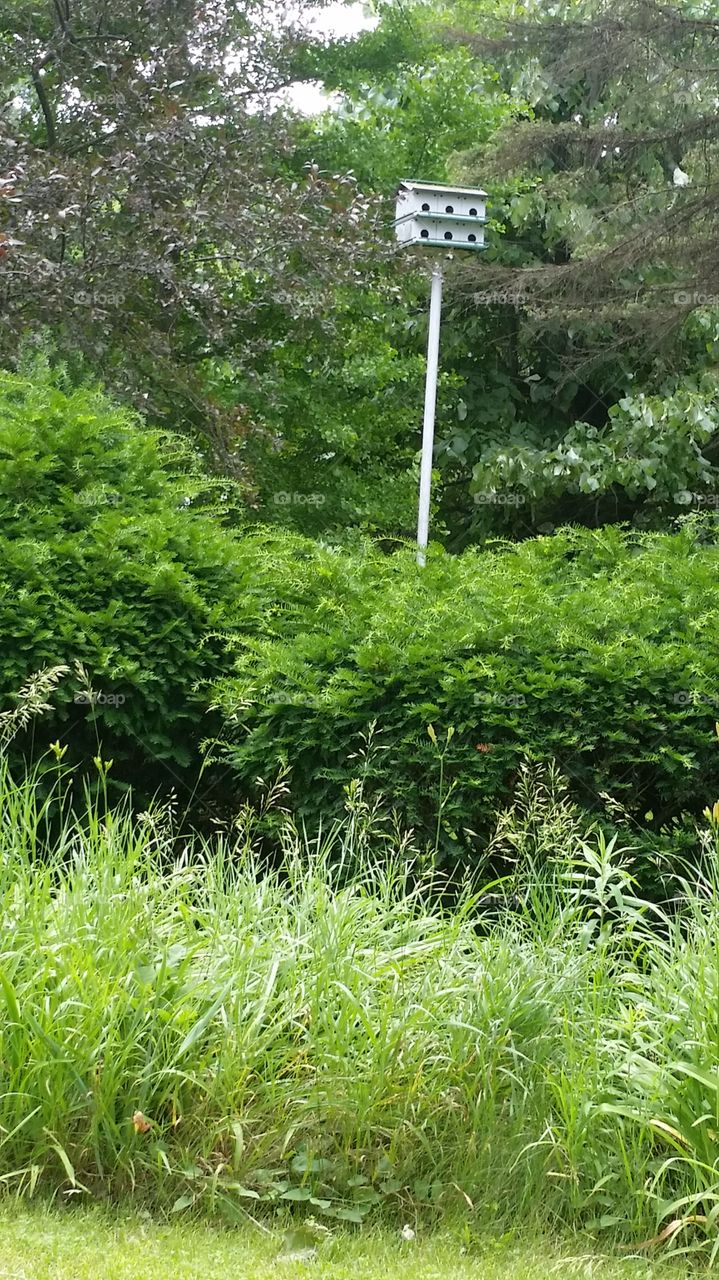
[307,45,511,190]
[236,10,517,538]
[470,377,719,532]
[430,0,719,538]
[7,0,719,545]
[211,284,425,538]
[0,0,383,463]
[460,0,719,325]
[280,0,719,545]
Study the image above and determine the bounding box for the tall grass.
[1,758,719,1261]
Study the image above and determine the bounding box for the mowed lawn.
[0,1205,691,1280]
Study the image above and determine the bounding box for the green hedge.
[215,523,719,862]
[0,367,246,795]
[4,363,719,856]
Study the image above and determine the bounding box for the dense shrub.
[215,522,719,869]
[5,365,719,859]
[0,365,247,798]
[0,364,400,811]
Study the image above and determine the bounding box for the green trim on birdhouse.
[426,211,487,224]
[393,211,487,229]
[408,237,488,250]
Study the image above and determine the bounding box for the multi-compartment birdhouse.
[394,180,487,251]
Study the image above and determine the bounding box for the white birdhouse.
[394,180,487,251]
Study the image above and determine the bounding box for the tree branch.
[52,0,74,41]
[31,55,57,148]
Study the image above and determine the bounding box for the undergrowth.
[1,751,719,1265]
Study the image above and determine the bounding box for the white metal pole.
[416,263,443,567]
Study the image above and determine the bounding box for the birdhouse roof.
[397,179,488,198]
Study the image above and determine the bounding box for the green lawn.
[0,1206,692,1280]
